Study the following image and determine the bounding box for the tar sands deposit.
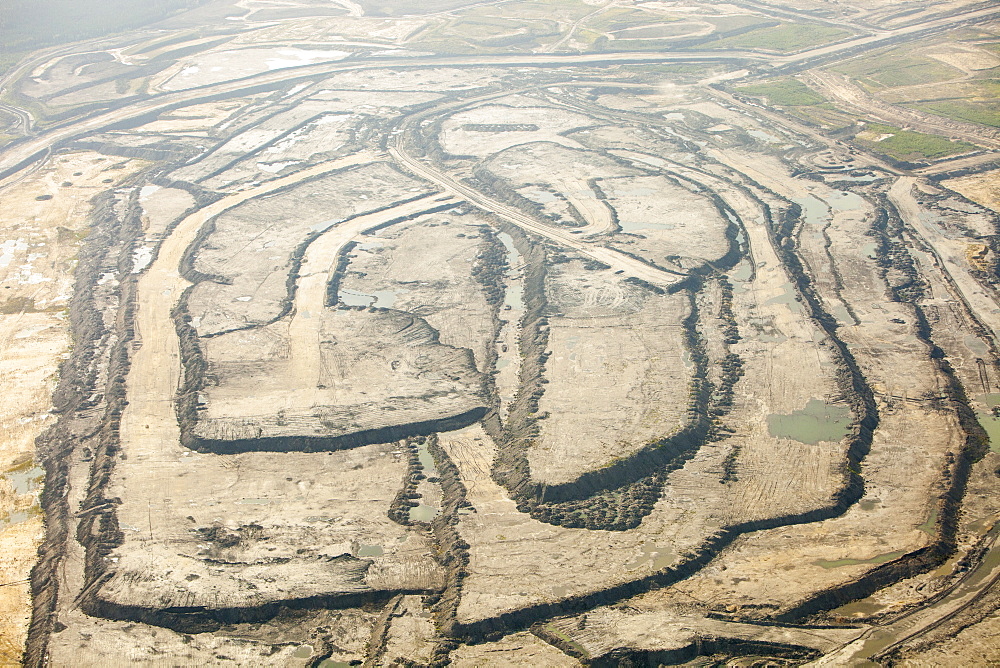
[2,0,1000,665]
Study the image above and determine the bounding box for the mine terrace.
[2,0,1000,665]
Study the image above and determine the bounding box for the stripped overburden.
[4,0,1000,665]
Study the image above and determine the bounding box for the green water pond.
[767,399,851,445]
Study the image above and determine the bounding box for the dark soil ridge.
[24,180,149,667]
[477,175,746,529]
[68,140,198,163]
[85,589,415,636]
[188,191,447,339]
[425,433,474,665]
[532,621,821,667]
[772,191,990,623]
[184,405,489,454]
[388,437,425,527]
[426,191,876,644]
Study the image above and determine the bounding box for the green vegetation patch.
[586,7,663,33]
[461,0,595,23]
[977,408,1000,453]
[540,624,590,659]
[831,48,963,89]
[785,104,856,131]
[855,123,977,162]
[735,78,826,106]
[911,99,1000,129]
[705,14,773,33]
[709,23,852,52]
[414,16,559,53]
[356,0,482,16]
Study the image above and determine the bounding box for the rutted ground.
[3,0,1000,665]
[0,151,146,663]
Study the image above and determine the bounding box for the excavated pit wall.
[172,194,476,453]
[774,190,989,622]
[25,182,148,666]
[442,189,883,642]
[533,623,821,667]
[482,180,746,530]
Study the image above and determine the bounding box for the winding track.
[9,3,1000,662]
[814,526,1000,665]
[2,1,997,181]
[119,152,376,477]
[389,141,684,288]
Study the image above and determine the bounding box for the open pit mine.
[3,0,1000,665]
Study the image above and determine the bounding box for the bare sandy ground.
[0,151,146,664]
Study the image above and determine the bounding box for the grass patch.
[415,16,559,53]
[831,48,963,89]
[705,14,772,33]
[541,624,590,659]
[461,0,594,23]
[355,0,483,16]
[709,23,852,52]
[785,104,856,131]
[911,99,1000,129]
[735,78,826,106]
[585,7,659,33]
[855,122,977,162]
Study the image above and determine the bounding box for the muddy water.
[0,462,43,527]
[495,232,525,418]
[976,410,1000,453]
[826,190,864,212]
[356,544,383,557]
[498,232,524,310]
[339,287,399,308]
[409,503,439,522]
[763,280,804,314]
[417,441,439,478]
[767,399,851,445]
[814,550,905,569]
[408,442,441,522]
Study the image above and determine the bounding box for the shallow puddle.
[814,550,905,569]
[618,217,673,233]
[826,190,864,212]
[416,441,439,478]
[965,335,990,357]
[410,503,439,522]
[625,540,674,572]
[6,462,43,496]
[356,544,383,557]
[762,281,804,314]
[339,287,398,308]
[1,462,44,528]
[831,597,887,619]
[977,411,1000,453]
[767,399,850,445]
